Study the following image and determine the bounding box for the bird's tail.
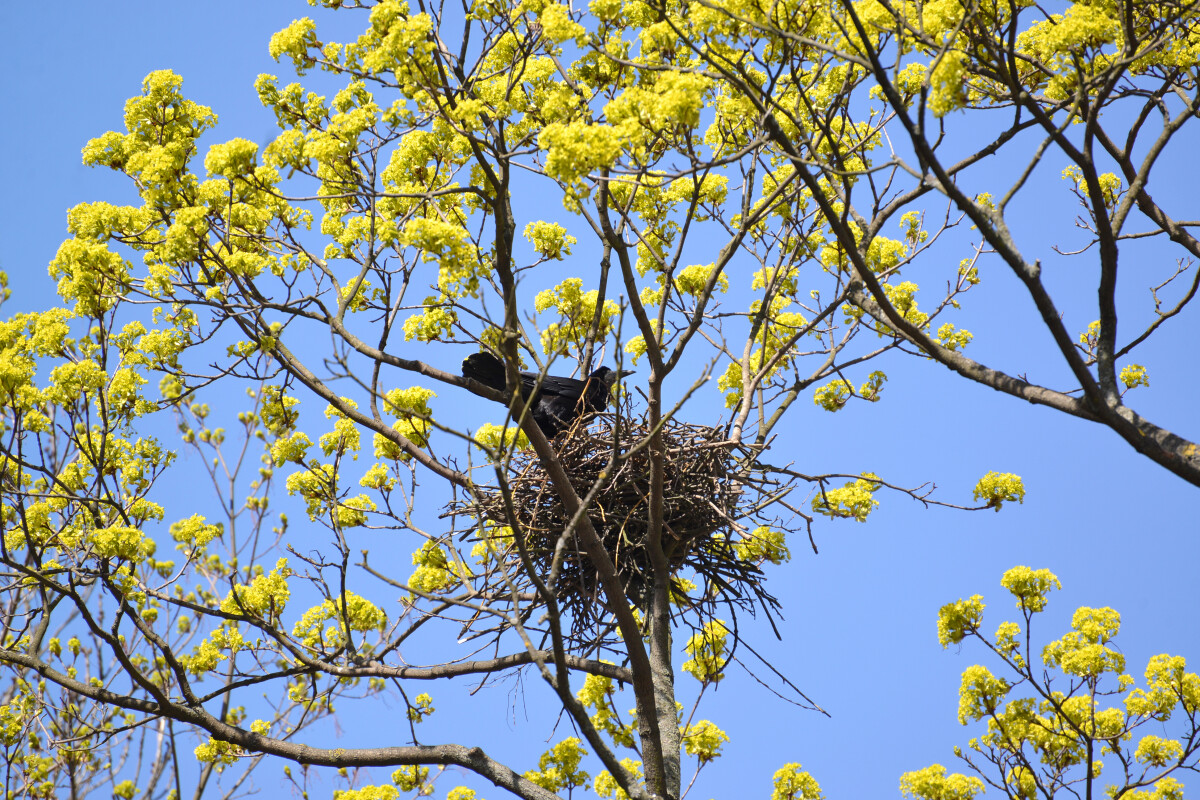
[461,352,507,390]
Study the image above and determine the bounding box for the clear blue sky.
[2,3,1197,798]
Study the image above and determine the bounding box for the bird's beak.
[619,370,635,378]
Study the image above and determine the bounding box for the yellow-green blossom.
[973,471,1025,511]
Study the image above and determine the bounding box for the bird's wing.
[534,373,588,397]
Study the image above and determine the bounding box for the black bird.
[462,351,633,437]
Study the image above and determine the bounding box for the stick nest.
[451,412,779,643]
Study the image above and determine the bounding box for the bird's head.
[593,366,635,388]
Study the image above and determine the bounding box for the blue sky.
[2,2,1198,798]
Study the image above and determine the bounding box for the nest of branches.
[451,411,782,644]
